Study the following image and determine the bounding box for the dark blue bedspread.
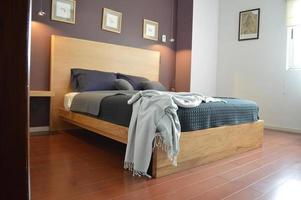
[177,98,259,132]
[99,95,259,132]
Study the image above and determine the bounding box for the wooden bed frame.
[50,35,264,178]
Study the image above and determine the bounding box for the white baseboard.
[265,124,301,134]
[30,126,50,133]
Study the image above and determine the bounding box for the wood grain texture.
[59,109,263,178]
[50,35,160,130]
[59,109,128,144]
[152,120,264,177]
[30,91,55,97]
[30,129,301,200]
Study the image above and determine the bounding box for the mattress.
[65,93,259,132]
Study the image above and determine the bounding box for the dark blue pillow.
[140,81,167,91]
[117,73,148,90]
[114,79,134,91]
[71,69,117,92]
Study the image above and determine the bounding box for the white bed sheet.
[64,92,79,111]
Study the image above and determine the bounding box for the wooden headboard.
[50,35,160,130]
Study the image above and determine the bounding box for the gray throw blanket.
[124,90,226,178]
[70,90,136,116]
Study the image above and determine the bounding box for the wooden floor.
[30,129,301,200]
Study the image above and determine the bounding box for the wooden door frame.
[0,0,31,199]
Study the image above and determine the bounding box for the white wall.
[217,0,301,132]
[190,0,219,96]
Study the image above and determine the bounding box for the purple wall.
[30,0,194,127]
[30,98,49,127]
[31,0,177,90]
[175,0,193,92]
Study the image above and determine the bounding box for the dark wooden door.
[0,0,30,200]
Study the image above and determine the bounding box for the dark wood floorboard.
[30,129,301,200]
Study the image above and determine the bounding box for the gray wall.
[190,0,219,96]
[217,0,301,132]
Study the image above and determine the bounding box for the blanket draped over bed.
[124,90,225,178]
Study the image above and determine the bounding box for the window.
[287,26,301,69]
[286,0,301,70]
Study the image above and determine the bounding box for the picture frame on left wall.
[51,0,76,24]
[143,19,159,41]
[102,8,123,34]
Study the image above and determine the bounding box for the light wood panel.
[30,91,55,97]
[152,120,264,177]
[58,108,264,178]
[59,109,128,144]
[50,35,160,130]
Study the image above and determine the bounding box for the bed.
[50,35,264,178]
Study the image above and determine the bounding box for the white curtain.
[287,0,301,26]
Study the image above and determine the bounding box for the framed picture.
[51,0,76,24]
[238,8,260,41]
[143,19,159,41]
[102,8,122,34]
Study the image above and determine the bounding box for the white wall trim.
[30,126,50,133]
[265,124,301,134]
